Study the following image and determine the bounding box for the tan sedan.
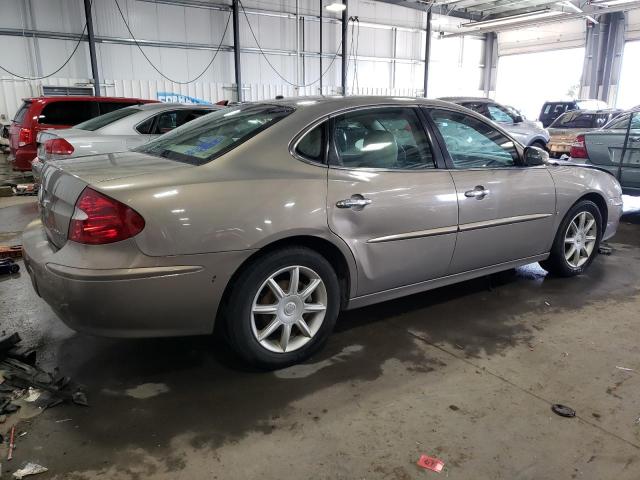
[23,97,623,368]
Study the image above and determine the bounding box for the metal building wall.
[0,0,484,118]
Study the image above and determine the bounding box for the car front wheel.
[540,200,602,277]
[224,247,340,369]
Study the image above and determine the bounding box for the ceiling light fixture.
[325,2,346,12]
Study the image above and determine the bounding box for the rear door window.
[331,107,435,170]
[487,104,515,124]
[39,101,98,125]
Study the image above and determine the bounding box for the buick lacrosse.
[23,97,623,368]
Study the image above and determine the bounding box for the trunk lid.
[38,151,189,249]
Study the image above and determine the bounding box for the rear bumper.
[9,146,37,171]
[22,219,253,337]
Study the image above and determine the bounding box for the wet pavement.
[1,163,640,478]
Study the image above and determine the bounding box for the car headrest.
[363,130,395,149]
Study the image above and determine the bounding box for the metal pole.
[423,8,432,97]
[83,0,100,96]
[232,0,242,101]
[617,112,635,183]
[341,0,348,95]
[319,0,323,94]
[296,0,300,93]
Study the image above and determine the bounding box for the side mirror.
[514,115,524,123]
[524,145,550,166]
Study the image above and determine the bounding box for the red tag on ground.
[417,454,445,473]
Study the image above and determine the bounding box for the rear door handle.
[630,136,640,143]
[464,186,490,199]
[336,195,372,209]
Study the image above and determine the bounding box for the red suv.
[8,96,157,171]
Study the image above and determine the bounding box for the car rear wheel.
[539,200,602,277]
[224,247,340,369]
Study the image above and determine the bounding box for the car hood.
[49,150,192,184]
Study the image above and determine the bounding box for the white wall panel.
[498,19,585,56]
[628,9,640,41]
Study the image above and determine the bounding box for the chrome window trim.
[367,213,553,244]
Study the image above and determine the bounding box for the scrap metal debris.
[598,244,613,255]
[11,183,39,197]
[12,462,48,479]
[417,454,445,473]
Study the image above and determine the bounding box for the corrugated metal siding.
[0,76,421,119]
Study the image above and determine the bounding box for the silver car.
[22,97,623,368]
[33,103,219,176]
[441,97,550,149]
[569,111,640,195]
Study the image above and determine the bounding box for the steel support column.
[423,8,432,97]
[482,32,497,98]
[83,0,100,96]
[581,12,626,103]
[341,0,348,95]
[232,0,243,101]
[319,0,323,94]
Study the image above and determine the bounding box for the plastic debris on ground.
[417,454,445,473]
[11,183,39,197]
[0,332,88,459]
[551,404,576,418]
[12,462,48,478]
[616,366,634,372]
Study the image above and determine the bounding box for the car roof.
[247,95,466,111]
[25,96,156,103]
[133,102,220,112]
[438,97,495,104]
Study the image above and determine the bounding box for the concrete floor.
[2,156,640,479]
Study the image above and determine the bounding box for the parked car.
[569,111,640,195]
[538,99,609,128]
[547,109,623,158]
[32,103,220,178]
[23,97,623,369]
[440,97,550,149]
[8,96,157,171]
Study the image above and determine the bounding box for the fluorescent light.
[460,10,562,29]
[325,2,346,12]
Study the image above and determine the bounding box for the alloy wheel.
[564,211,597,268]
[251,265,328,353]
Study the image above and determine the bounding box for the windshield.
[75,107,140,131]
[135,104,294,165]
[550,112,600,129]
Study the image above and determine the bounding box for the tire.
[539,200,602,277]
[10,264,19,274]
[224,247,340,369]
[531,140,548,151]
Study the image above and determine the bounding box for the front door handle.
[464,186,490,199]
[336,195,372,209]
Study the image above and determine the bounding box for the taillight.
[69,188,145,245]
[569,134,589,159]
[44,138,74,156]
[18,128,33,146]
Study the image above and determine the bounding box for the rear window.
[136,105,294,165]
[13,101,31,124]
[39,101,96,125]
[543,102,573,116]
[75,107,141,131]
[550,112,598,129]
